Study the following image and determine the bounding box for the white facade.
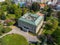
[0,0,5,2]
[13,0,41,3]
[47,0,58,5]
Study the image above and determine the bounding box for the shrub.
[4,27,12,33]
[7,21,15,26]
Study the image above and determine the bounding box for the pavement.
[0,26,40,42]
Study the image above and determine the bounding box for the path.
[0,27,40,42]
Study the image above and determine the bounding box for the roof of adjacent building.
[0,0,5,2]
[19,13,44,26]
[40,3,46,8]
[55,4,60,11]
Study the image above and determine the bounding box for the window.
[24,26,29,29]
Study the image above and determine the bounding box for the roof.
[19,13,44,26]
[40,4,46,8]
[36,12,44,16]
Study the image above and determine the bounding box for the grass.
[0,34,28,45]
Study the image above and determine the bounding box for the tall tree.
[15,8,22,19]
[30,2,40,12]
[44,17,59,34]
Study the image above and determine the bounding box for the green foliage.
[0,10,4,19]
[7,21,15,26]
[0,24,4,35]
[30,44,36,45]
[44,5,53,17]
[57,11,60,19]
[0,24,11,35]
[1,5,7,11]
[14,8,22,19]
[6,14,16,20]
[0,1,29,20]
[22,8,29,15]
[30,2,40,12]
[52,27,60,45]
[44,17,59,34]
[5,0,12,5]
[44,5,49,11]
[1,27,11,34]
[1,14,6,20]
[46,18,58,30]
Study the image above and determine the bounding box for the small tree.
[5,19,15,26]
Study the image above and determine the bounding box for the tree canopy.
[30,2,40,12]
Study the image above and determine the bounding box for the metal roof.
[19,13,44,26]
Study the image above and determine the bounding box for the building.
[0,0,5,2]
[55,4,60,11]
[18,13,44,33]
[13,0,48,4]
[40,3,47,9]
[47,0,58,5]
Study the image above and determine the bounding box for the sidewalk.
[0,26,40,42]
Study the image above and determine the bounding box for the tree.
[0,24,4,35]
[7,4,18,14]
[57,11,60,21]
[5,0,12,5]
[44,17,59,34]
[1,5,7,11]
[5,19,15,26]
[6,14,16,20]
[44,5,53,17]
[22,8,29,15]
[30,2,40,12]
[1,14,6,20]
[0,10,4,19]
[14,8,22,19]
[45,17,58,30]
[52,27,60,45]
[0,9,7,20]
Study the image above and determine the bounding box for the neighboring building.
[47,0,58,5]
[40,3,47,9]
[55,4,60,11]
[40,0,48,3]
[0,0,5,2]
[13,0,48,4]
[18,12,44,33]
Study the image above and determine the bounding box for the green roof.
[19,13,44,26]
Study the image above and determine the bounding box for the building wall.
[18,20,36,33]
[0,0,5,2]
[36,17,44,33]
[18,16,44,33]
[13,0,47,3]
[49,0,57,4]
[13,0,58,3]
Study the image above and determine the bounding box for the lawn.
[0,34,29,45]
